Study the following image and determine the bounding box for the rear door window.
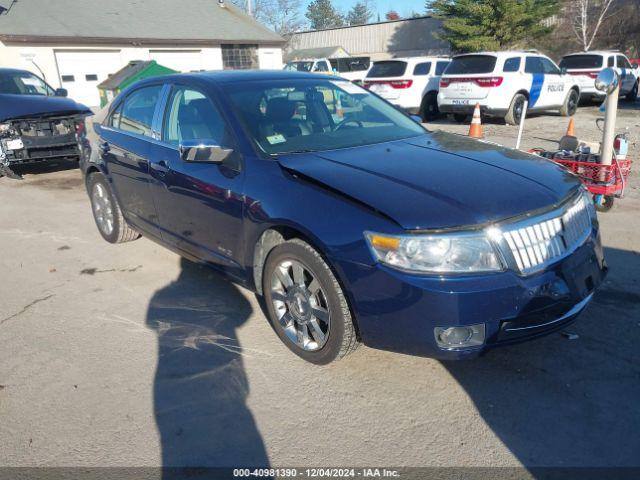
[435,61,450,75]
[607,56,615,67]
[525,57,545,74]
[559,55,604,69]
[367,61,408,78]
[413,62,432,76]
[445,55,497,74]
[541,57,561,74]
[503,57,521,72]
[119,85,162,137]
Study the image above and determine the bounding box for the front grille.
[496,194,592,275]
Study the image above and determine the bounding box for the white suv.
[363,57,451,121]
[438,51,581,125]
[559,51,639,102]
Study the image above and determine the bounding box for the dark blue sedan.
[81,70,607,364]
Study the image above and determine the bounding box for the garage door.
[149,50,203,73]
[55,50,122,107]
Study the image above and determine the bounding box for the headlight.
[365,231,503,274]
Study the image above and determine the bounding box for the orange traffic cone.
[565,118,576,137]
[468,103,483,138]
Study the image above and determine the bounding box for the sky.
[305,0,427,20]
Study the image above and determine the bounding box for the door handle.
[151,160,170,176]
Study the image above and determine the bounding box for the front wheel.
[625,81,639,102]
[262,239,359,364]
[505,93,527,125]
[560,89,579,117]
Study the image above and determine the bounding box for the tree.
[568,0,617,51]
[346,1,374,26]
[306,0,345,30]
[385,10,400,21]
[263,0,304,34]
[427,0,560,52]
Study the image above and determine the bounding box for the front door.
[99,84,164,238]
[147,84,246,273]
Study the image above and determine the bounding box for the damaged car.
[0,68,91,179]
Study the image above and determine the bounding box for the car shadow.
[145,257,270,475]
[441,246,640,474]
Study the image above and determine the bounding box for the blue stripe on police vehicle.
[529,73,545,108]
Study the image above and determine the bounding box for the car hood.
[277,132,581,230]
[0,94,91,122]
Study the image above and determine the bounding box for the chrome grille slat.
[497,195,592,275]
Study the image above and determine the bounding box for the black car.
[0,68,91,178]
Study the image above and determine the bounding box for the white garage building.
[0,0,285,107]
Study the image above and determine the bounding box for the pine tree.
[427,0,560,52]
[306,0,345,30]
[346,1,373,26]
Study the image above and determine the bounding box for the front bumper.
[335,234,606,360]
[1,133,80,164]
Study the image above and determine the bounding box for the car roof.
[133,69,336,87]
[452,51,546,58]
[0,67,34,75]
[375,56,450,63]
[562,51,621,57]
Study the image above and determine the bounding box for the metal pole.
[515,100,528,150]
[600,84,619,167]
[247,0,253,16]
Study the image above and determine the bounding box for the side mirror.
[632,63,639,69]
[595,68,620,94]
[55,88,68,97]
[179,140,233,163]
[410,114,423,124]
[560,67,568,75]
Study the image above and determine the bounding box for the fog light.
[434,324,485,350]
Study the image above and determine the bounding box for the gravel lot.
[1,104,639,474]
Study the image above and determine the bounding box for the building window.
[85,74,98,81]
[61,75,75,82]
[222,44,258,70]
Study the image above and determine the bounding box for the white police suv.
[560,51,639,102]
[438,51,581,125]
[364,57,451,121]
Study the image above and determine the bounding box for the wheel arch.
[252,224,362,338]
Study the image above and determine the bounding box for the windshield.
[445,55,497,75]
[225,78,425,156]
[0,71,55,96]
[559,55,604,69]
[284,62,314,72]
[367,61,407,78]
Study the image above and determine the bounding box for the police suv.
[559,51,639,102]
[438,51,581,125]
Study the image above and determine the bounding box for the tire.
[594,195,615,212]
[625,81,639,102]
[452,113,468,123]
[88,173,140,244]
[262,239,359,364]
[505,93,527,125]
[420,92,439,122]
[560,89,579,117]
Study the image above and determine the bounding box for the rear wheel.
[420,92,439,121]
[560,89,579,117]
[262,239,359,364]
[505,93,527,125]
[88,173,140,244]
[452,113,468,123]
[625,81,639,102]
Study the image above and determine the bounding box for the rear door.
[616,55,635,94]
[99,84,164,237]
[524,56,553,109]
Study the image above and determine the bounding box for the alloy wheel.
[270,259,331,352]
[91,183,114,236]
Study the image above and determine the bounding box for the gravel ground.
[0,104,639,474]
